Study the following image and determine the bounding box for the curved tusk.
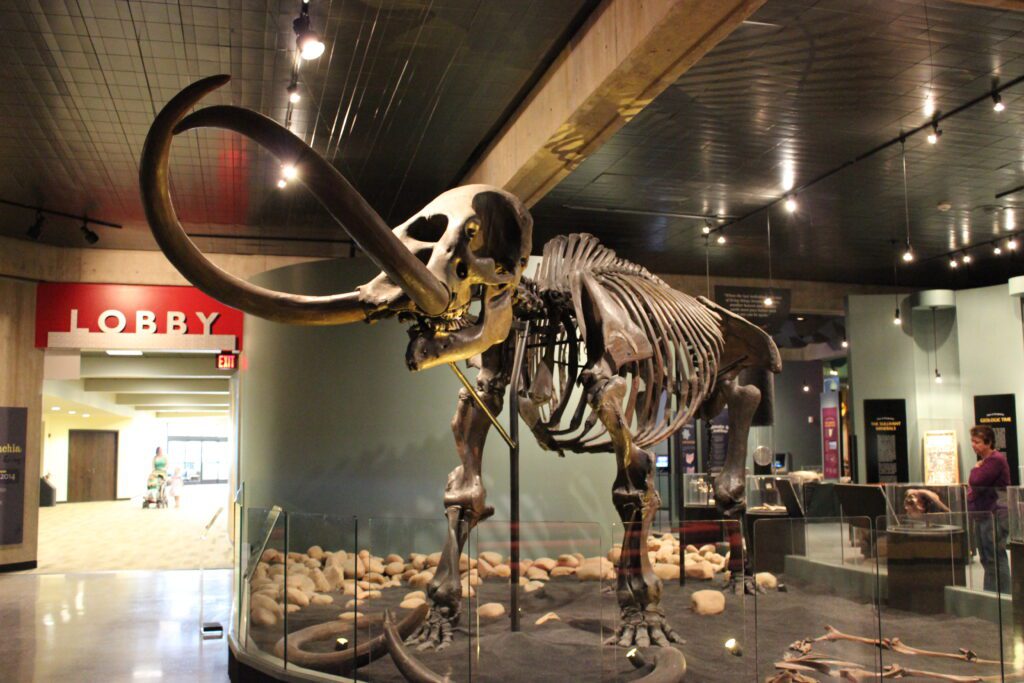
[629,647,687,683]
[139,75,449,324]
[382,610,451,683]
[272,603,428,673]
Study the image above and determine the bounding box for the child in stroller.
[143,447,169,509]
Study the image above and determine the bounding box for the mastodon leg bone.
[888,638,1000,666]
[815,626,1000,667]
[815,624,887,649]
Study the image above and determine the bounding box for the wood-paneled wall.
[0,277,43,568]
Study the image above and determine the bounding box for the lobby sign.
[0,407,27,545]
[35,283,244,352]
[864,399,908,483]
[713,285,791,333]
[974,394,1019,486]
[821,406,840,479]
[923,430,959,485]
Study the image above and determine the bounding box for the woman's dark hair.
[970,425,996,447]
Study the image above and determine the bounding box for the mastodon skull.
[139,76,531,374]
[358,185,533,371]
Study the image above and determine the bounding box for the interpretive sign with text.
[713,285,791,333]
[974,394,1019,485]
[703,410,729,474]
[864,399,908,483]
[0,407,27,545]
[923,430,959,485]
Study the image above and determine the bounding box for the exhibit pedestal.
[682,504,720,523]
[887,525,966,614]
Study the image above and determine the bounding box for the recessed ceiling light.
[82,414,90,418]
[68,410,76,415]
[106,350,143,356]
[51,406,60,411]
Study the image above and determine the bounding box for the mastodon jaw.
[139,74,450,325]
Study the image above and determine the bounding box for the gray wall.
[239,259,620,555]
[774,360,825,471]
[848,285,1024,484]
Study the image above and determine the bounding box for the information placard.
[713,286,791,333]
[923,430,959,485]
[0,407,27,545]
[864,399,908,483]
[974,394,1019,486]
[703,410,729,474]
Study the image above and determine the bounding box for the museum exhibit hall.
[9,0,1024,681]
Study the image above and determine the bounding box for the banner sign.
[703,410,729,474]
[0,407,27,545]
[974,394,1019,486]
[35,283,244,351]
[821,406,840,479]
[864,399,908,483]
[679,421,697,474]
[713,285,791,333]
[923,430,959,485]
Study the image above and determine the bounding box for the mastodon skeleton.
[140,76,781,674]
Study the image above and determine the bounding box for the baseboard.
[0,560,37,573]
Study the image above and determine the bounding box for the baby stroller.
[143,466,169,509]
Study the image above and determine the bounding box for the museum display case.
[683,473,715,507]
[746,475,785,512]
[882,483,966,530]
[226,493,1024,681]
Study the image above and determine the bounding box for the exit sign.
[217,353,237,370]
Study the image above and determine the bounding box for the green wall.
[239,258,620,554]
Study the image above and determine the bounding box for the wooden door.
[68,430,118,502]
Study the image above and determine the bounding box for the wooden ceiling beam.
[460,0,765,207]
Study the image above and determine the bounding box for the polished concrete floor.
[0,569,231,681]
[35,484,233,573]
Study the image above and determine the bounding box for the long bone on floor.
[813,625,1001,665]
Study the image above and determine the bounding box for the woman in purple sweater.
[968,424,1011,592]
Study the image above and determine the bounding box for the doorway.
[67,430,118,502]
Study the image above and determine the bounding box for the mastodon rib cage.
[521,234,725,454]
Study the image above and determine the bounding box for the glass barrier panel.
[876,511,1006,680]
[272,511,359,679]
[239,506,288,670]
[232,499,243,639]
[669,519,746,682]
[883,483,965,529]
[360,516,460,682]
[467,519,604,682]
[198,502,232,647]
[754,516,881,681]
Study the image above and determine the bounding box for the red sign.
[217,353,237,370]
[35,283,244,350]
[821,406,840,479]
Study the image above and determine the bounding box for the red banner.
[821,406,839,479]
[35,283,243,350]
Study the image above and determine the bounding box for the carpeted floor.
[33,484,233,573]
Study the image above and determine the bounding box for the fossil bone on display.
[140,76,782,679]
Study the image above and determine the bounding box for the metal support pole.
[508,321,529,632]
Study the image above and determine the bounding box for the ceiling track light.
[893,306,902,325]
[784,195,798,213]
[902,244,914,262]
[293,0,325,61]
[287,83,301,104]
[1009,237,1018,251]
[702,220,712,235]
[949,256,958,268]
[26,210,43,240]
[80,219,99,245]
[841,338,849,349]
[899,141,914,263]
[717,232,726,245]
[994,244,1003,255]
[926,119,942,144]
[962,252,973,264]
[993,92,1005,112]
